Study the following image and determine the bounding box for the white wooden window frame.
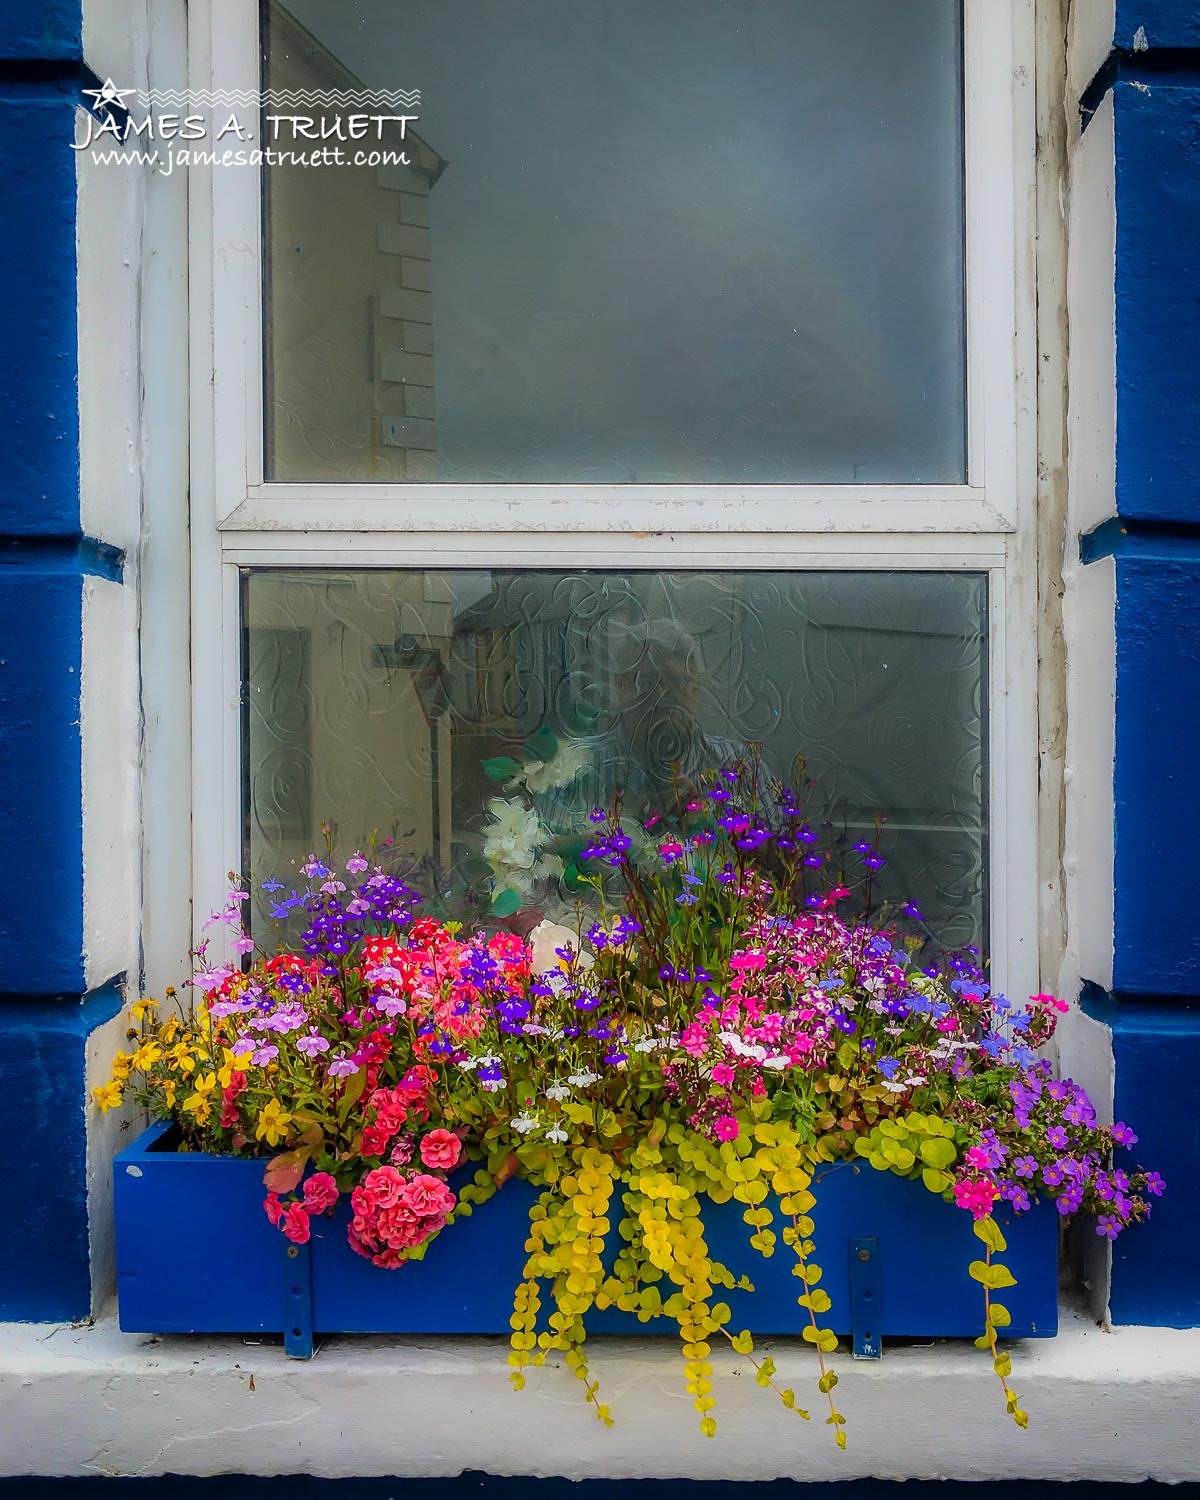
[187,0,1039,1003]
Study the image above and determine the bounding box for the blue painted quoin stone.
[0,0,121,1322]
[1115,2,1200,51]
[1113,80,1200,526]
[1081,27,1200,1326]
[1112,550,1200,997]
[0,0,80,62]
[0,987,121,1321]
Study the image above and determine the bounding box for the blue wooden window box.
[114,1120,1058,1359]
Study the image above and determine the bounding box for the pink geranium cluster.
[264,1171,340,1245]
[348,1164,457,1268]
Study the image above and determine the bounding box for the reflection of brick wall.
[266,3,444,479]
[376,159,441,478]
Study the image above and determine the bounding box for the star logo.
[82,78,136,115]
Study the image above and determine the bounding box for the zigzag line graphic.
[134,89,421,108]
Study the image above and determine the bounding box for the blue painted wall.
[0,0,128,1321]
[1081,13,1200,1324]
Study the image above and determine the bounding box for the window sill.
[0,1301,1197,1480]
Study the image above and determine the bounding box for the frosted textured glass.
[245,570,987,950]
[263,0,966,483]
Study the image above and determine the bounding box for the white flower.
[480,1078,506,1093]
[522,742,590,794]
[567,1070,599,1088]
[530,920,594,976]
[719,1030,768,1061]
[482,798,544,873]
[512,1112,539,1135]
[632,1038,661,1053]
[545,1082,571,1101]
[545,1125,569,1144]
[763,1054,790,1070]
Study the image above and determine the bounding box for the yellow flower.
[92,1079,124,1112]
[131,1042,164,1072]
[182,1072,217,1123]
[217,1046,250,1089]
[159,1017,180,1046]
[169,1041,197,1076]
[110,1050,134,1082]
[161,1079,178,1108]
[255,1098,293,1147]
[130,998,159,1024]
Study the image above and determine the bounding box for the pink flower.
[1032,992,1070,1013]
[729,950,766,972]
[711,1062,735,1086]
[419,1128,463,1171]
[281,1203,311,1244]
[714,1114,740,1142]
[952,1177,999,1221]
[400,1172,456,1220]
[263,1192,284,1227]
[302,1172,339,1215]
[362,1164,405,1209]
[378,1204,423,1249]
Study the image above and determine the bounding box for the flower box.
[114,1119,1057,1359]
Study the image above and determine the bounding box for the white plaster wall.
[75,51,145,553]
[1068,0,1115,106]
[84,1008,141,1316]
[80,577,140,991]
[1066,95,1118,542]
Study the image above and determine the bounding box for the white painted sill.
[1,1303,1198,1481]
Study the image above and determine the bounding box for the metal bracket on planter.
[283,1238,314,1359]
[849,1236,882,1360]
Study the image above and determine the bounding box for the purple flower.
[1047,1126,1069,1150]
[326,1054,360,1078]
[1111,1121,1138,1148]
[1143,1171,1166,1197]
[1096,1214,1121,1240]
[296,1030,330,1057]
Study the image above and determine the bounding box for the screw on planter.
[858,1248,871,1262]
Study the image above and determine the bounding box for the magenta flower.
[713,1114,739,1142]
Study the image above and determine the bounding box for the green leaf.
[989,1302,1012,1328]
[731,1329,754,1354]
[993,1352,1012,1378]
[482,756,522,782]
[921,1167,952,1194]
[818,1371,838,1393]
[968,1259,1018,1290]
[973,1216,1008,1254]
[919,1137,957,1170]
[489,888,522,917]
[523,726,559,763]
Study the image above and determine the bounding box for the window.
[245,568,989,948]
[261,0,966,485]
[192,0,1035,1000]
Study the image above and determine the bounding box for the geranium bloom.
[281,1203,311,1244]
[302,1172,339,1215]
[419,1129,463,1170]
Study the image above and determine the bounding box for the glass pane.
[245,570,987,950]
[262,0,965,484]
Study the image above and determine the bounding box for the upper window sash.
[190,0,1033,535]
